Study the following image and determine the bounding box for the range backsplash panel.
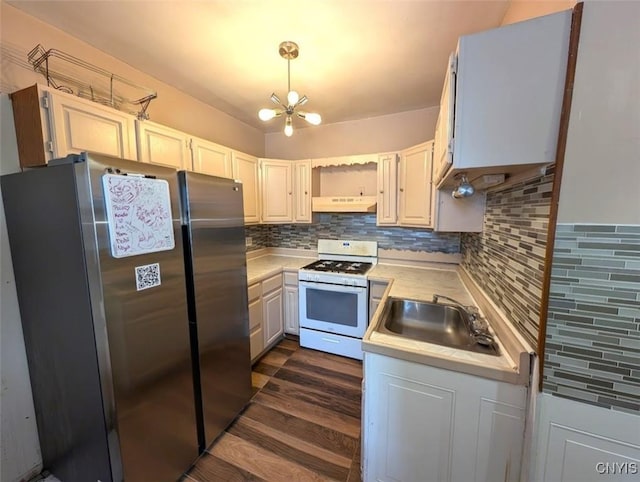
[265,214,460,253]
[543,223,640,413]
[461,171,554,347]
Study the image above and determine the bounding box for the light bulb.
[287,90,299,106]
[284,116,293,137]
[304,112,322,125]
[259,108,276,121]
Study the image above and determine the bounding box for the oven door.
[299,280,368,338]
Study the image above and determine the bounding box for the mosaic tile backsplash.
[245,214,461,253]
[543,224,640,414]
[461,171,554,347]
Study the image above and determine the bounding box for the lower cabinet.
[363,353,527,482]
[283,271,299,335]
[369,280,389,322]
[248,274,284,363]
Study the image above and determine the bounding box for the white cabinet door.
[364,354,455,482]
[47,89,137,161]
[363,353,527,482]
[260,159,293,223]
[191,137,232,178]
[136,120,190,169]
[263,287,283,348]
[284,284,299,335]
[433,54,456,184]
[248,283,263,363]
[398,142,433,227]
[472,398,526,482]
[293,159,312,223]
[232,151,260,224]
[376,153,398,225]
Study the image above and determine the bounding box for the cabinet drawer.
[369,281,388,299]
[248,283,261,302]
[262,274,282,295]
[283,271,298,286]
[300,328,363,360]
[250,327,264,361]
[248,298,262,331]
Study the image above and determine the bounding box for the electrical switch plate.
[245,237,252,247]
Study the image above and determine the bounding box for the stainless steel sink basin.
[378,297,500,356]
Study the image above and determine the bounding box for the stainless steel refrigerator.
[1,152,252,481]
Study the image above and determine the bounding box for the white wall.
[265,106,439,159]
[501,0,575,26]
[0,2,265,158]
[0,95,41,482]
[557,0,640,224]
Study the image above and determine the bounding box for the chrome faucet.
[431,294,490,335]
[432,294,479,320]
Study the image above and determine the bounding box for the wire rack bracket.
[28,44,157,120]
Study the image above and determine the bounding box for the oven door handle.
[299,281,367,294]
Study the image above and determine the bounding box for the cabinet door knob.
[304,191,308,195]
[379,190,384,194]
[289,192,292,195]
[399,188,404,192]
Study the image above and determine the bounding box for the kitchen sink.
[378,297,500,356]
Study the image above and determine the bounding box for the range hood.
[312,196,377,213]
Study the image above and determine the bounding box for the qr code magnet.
[135,263,161,291]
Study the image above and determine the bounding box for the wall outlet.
[245,236,252,247]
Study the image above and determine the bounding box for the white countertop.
[245,252,530,385]
[365,263,529,385]
[246,253,314,285]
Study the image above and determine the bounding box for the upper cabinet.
[376,153,398,225]
[191,137,233,178]
[10,84,137,167]
[376,143,433,228]
[232,151,260,224]
[260,159,312,224]
[292,160,312,223]
[398,142,434,228]
[136,120,191,170]
[260,159,293,223]
[434,10,572,188]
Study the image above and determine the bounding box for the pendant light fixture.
[258,41,321,137]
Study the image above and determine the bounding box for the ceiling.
[7,0,511,132]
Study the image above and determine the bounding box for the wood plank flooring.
[185,338,363,482]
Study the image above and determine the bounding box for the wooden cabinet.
[363,353,527,482]
[248,283,263,362]
[191,137,232,178]
[260,159,312,224]
[376,153,398,225]
[262,274,284,349]
[260,159,293,223]
[232,151,260,224]
[292,160,312,223]
[248,274,284,363]
[368,280,389,322]
[10,84,137,167]
[376,143,433,228]
[398,142,434,227]
[434,10,572,188]
[136,120,191,170]
[283,271,299,335]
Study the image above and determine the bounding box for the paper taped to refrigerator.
[102,174,175,258]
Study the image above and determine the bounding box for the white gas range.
[298,239,378,360]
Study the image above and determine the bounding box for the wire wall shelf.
[28,44,157,120]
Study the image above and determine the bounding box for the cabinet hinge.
[187,139,192,150]
[450,55,458,75]
[46,141,54,153]
[41,94,50,109]
[448,138,455,156]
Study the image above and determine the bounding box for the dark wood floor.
[185,338,363,482]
